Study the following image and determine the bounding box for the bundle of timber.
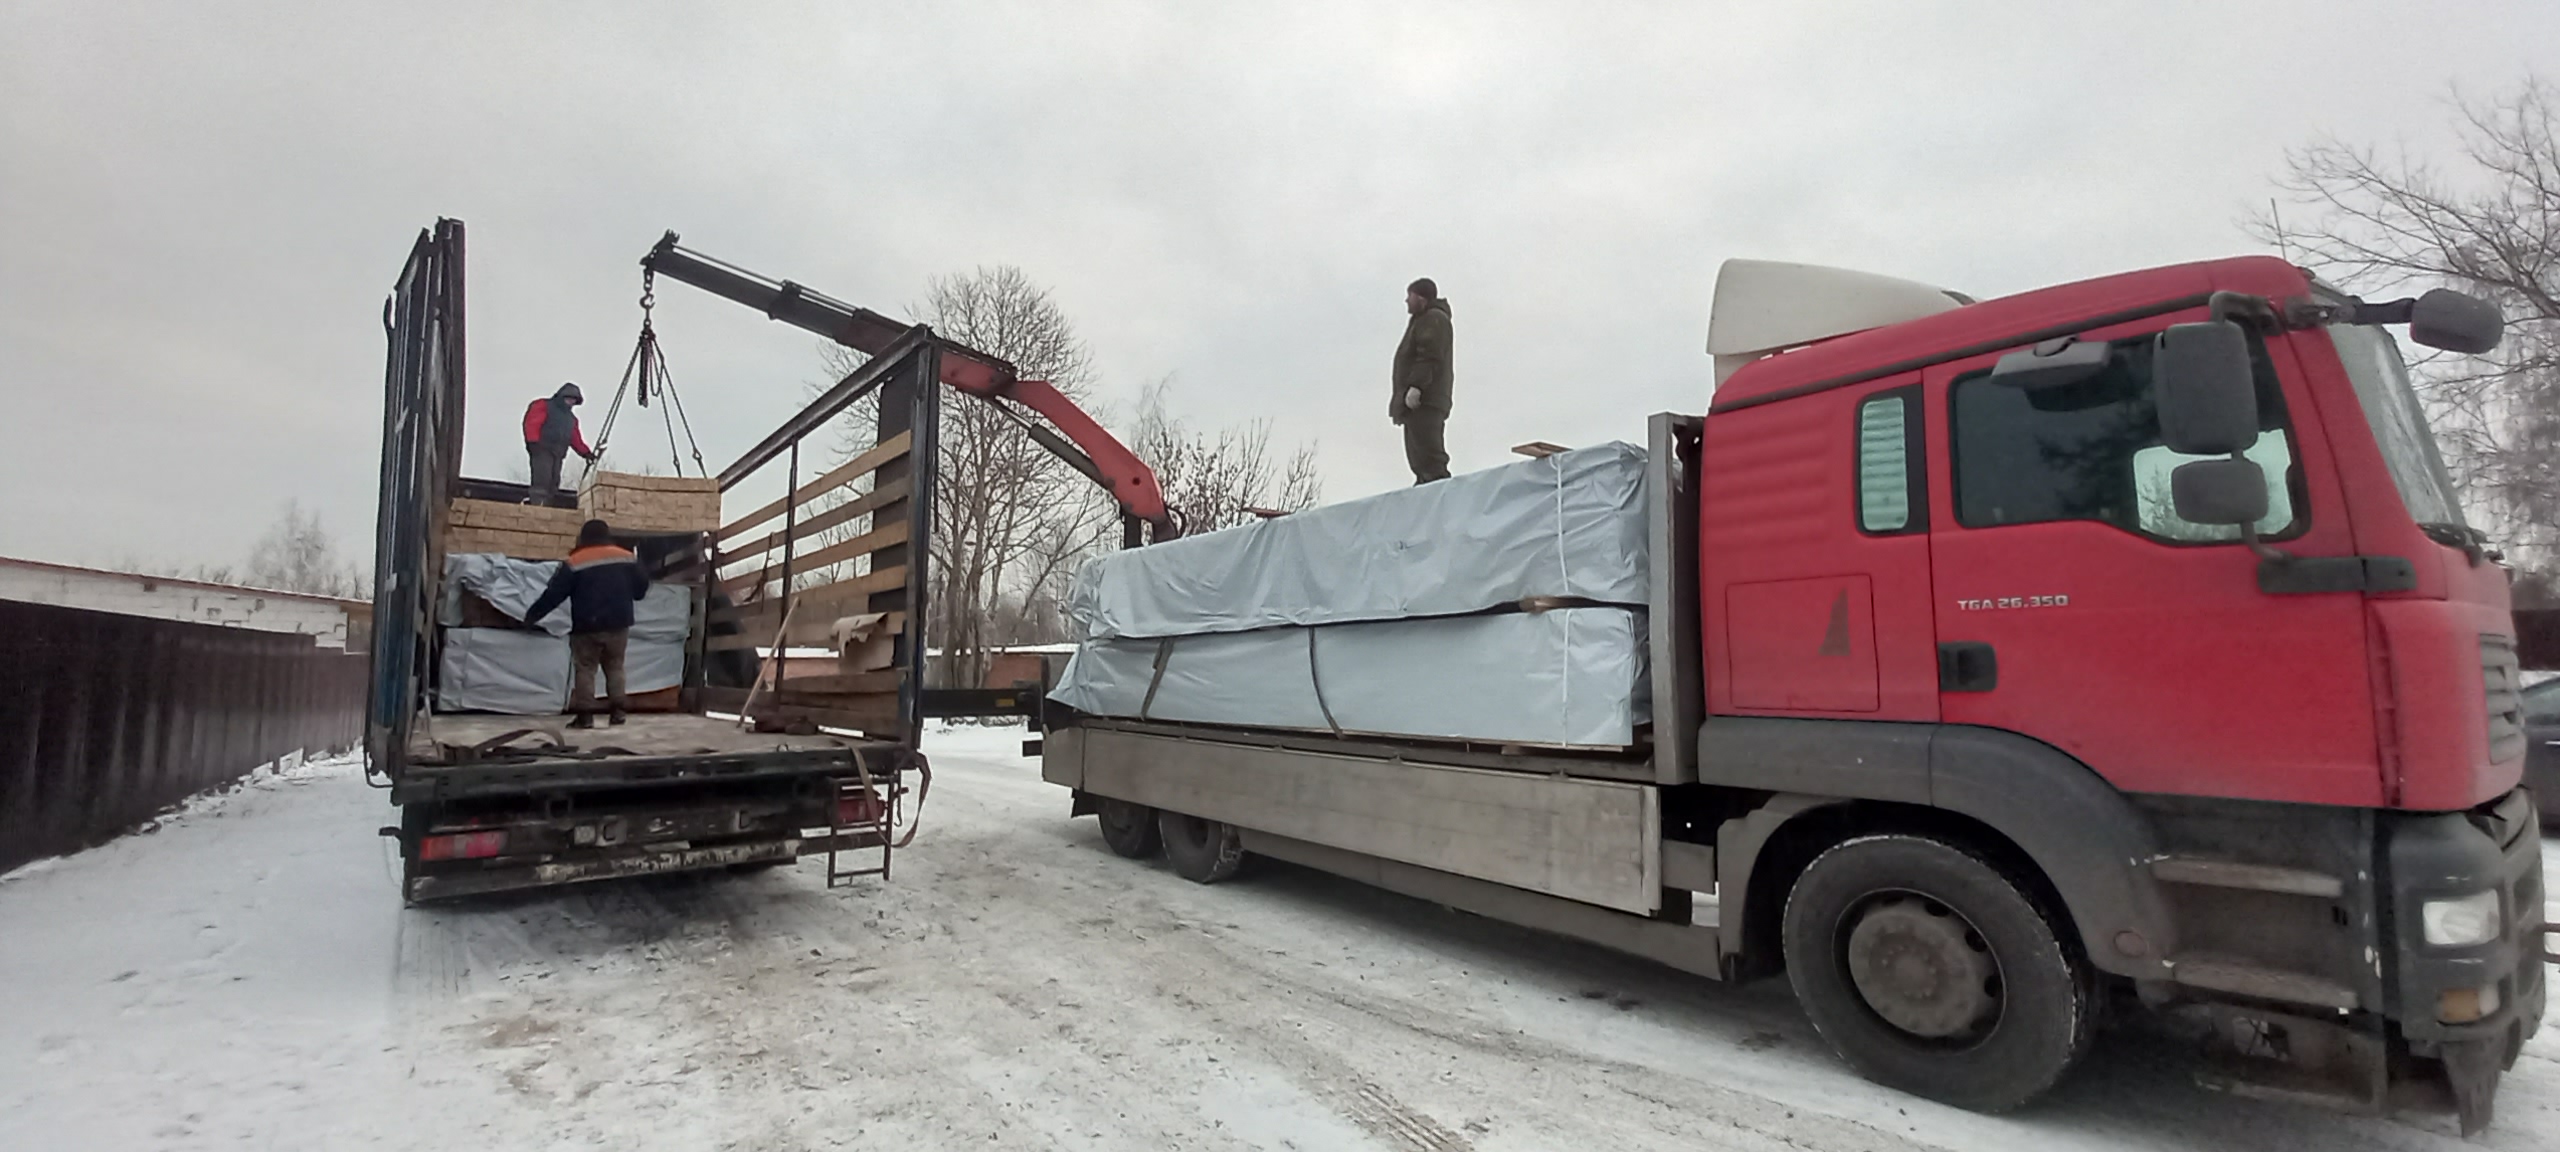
[1051,443,1652,748]
[580,471,722,534]
[447,498,581,559]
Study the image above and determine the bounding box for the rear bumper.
[405,829,884,902]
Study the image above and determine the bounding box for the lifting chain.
[583,267,709,483]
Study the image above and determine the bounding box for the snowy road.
[3,728,2556,1151]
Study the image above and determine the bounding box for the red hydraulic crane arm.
[639,232,1172,535]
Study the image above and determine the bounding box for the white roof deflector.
[1707,259,1971,384]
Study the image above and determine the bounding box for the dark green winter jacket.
[1391,299,1454,419]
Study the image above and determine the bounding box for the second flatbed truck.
[1043,256,2554,1132]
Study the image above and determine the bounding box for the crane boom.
[641,232,1174,536]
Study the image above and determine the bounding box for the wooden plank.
[716,477,912,566]
[779,671,902,695]
[717,521,908,597]
[718,431,911,543]
[698,687,899,735]
[718,565,907,616]
[705,611,904,650]
[756,701,901,736]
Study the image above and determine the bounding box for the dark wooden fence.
[0,601,368,876]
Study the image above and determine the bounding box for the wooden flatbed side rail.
[716,431,911,543]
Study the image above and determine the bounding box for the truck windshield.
[2325,324,2468,532]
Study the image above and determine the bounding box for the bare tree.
[1132,378,1323,536]
[919,267,1120,686]
[2252,77,2560,576]
[779,276,1327,682]
[244,500,367,597]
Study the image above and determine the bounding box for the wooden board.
[698,687,902,736]
[717,477,912,566]
[718,432,912,543]
[447,527,575,560]
[709,570,908,636]
[580,471,722,534]
[704,610,905,652]
[717,521,908,597]
[447,498,579,559]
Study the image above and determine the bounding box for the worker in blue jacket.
[525,519,650,727]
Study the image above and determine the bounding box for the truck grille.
[2482,634,2526,764]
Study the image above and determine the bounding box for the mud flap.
[2441,1036,2503,1137]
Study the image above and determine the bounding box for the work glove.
[1404,387,1423,411]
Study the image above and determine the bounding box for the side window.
[1950,330,2300,543]
[1856,385,1925,534]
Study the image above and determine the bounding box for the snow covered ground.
[2,726,2554,1151]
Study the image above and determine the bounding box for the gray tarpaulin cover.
[437,628,572,714]
[1049,609,1650,747]
[1049,442,1655,747]
[1067,442,1647,641]
[436,554,693,713]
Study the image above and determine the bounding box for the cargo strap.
[1306,629,1344,736]
[1138,638,1174,719]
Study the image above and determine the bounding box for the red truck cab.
[1696,255,2543,1128]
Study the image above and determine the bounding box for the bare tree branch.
[2250,75,2560,576]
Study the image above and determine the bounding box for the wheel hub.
[1844,895,2000,1039]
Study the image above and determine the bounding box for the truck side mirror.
[2409,288,2503,355]
[1989,336,2109,391]
[2154,321,2258,455]
[2171,458,2269,527]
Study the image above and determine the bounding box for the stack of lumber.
[580,471,722,534]
[447,499,581,559]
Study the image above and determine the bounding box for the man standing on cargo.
[1390,278,1455,484]
[524,519,649,728]
[522,382,598,503]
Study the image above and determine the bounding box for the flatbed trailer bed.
[394,713,904,804]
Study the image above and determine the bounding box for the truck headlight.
[2419,890,2502,947]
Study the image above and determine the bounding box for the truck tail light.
[837,790,885,828]
[419,830,507,862]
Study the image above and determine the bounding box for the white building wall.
[0,561,357,648]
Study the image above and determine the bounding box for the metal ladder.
[824,762,895,886]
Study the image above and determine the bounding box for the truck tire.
[1097,797,1163,859]
[1157,811,1245,883]
[1782,833,2094,1113]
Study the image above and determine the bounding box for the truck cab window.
[1950,330,2300,542]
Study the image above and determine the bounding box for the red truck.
[1042,256,2554,1131]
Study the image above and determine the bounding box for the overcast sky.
[3,2,2554,572]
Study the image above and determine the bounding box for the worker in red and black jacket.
[525,519,650,728]
[522,383,597,503]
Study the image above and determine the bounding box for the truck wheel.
[1097,797,1163,859]
[1157,811,1245,883]
[1782,833,2094,1113]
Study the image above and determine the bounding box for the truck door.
[369,219,468,776]
[1924,320,2381,805]
[1703,373,1939,722]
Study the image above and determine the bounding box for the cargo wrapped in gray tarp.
[437,627,572,714]
[1068,442,1647,641]
[435,559,695,713]
[1050,608,1649,747]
